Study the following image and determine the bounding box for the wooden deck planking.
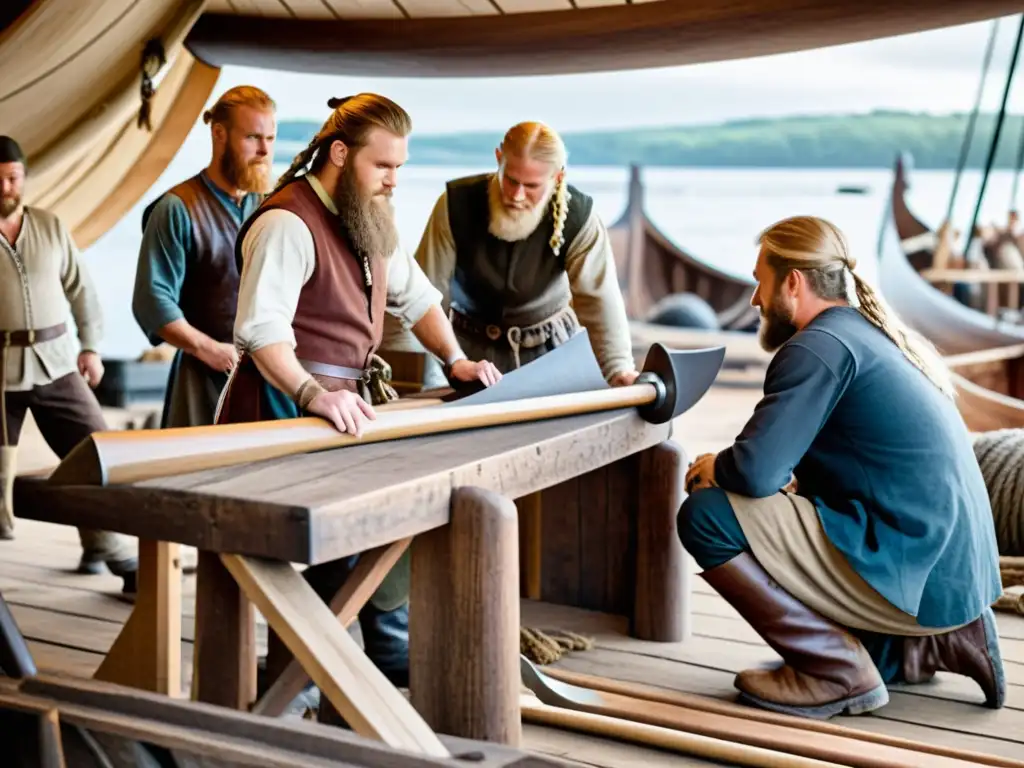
[5,381,1024,765]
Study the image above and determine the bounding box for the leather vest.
[234,179,388,391]
[445,173,593,326]
[144,174,245,343]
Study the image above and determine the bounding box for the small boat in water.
[876,152,1024,354]
[608,165,757,333]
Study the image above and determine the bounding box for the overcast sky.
[206,14,1024,134]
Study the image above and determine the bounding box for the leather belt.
[1,322,66,348]
[449,308,566,344]
[297,357,369,382]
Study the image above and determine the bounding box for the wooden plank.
[547,647,1024,761]
[536,667,1024,768]
[5,674,569,768]
[14,410,668,565]
[220,554,449,756]
[520,602,1024,748]
[322,0,404,18]
[252,537,411,717]
[400,0,499,15]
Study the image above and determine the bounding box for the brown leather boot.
[902,606,1005,708]
[701,552,888,719]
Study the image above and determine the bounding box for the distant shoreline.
[273,110,1024,170]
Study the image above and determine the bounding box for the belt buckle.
[2,331,9,347]
[485,324,502,341]
[26,329,35,345]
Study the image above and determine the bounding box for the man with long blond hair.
[217,93,499,720]
[380,120,637,387]
[679,215,1003,720]
[132,85,277,429]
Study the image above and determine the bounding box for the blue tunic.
[131,172,262,345]
[714,306,1001,629]
[131,172,262,427]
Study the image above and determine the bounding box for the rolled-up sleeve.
[385,242,443,329]
[234,209,315,351]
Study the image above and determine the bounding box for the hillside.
[275,110,1024,169]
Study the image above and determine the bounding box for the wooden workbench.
[12,404,688,754]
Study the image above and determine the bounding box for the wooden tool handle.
[543,668,1024,768]
[521,693,843,768]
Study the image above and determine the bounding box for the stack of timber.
[877,152,1024,355]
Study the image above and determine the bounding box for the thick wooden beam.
[220,554,449,757]
[93,540,181,697]
[185,1,1021,78]
[410,486,521,746]
[633,441,689,642]
[192,550,256,710]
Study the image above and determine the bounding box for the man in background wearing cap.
[0,136,137,591]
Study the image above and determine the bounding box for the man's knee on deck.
[676,487,750,570]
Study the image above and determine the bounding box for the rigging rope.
[946,18,1001,227]
[964,14,1024,255]
[1010,111,1024,213]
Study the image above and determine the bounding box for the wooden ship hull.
[945,343,1024,432]
[876,152,1024,354]
[608,165,758,333]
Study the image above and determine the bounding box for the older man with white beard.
[217,93,500,719]
[132,85,277,428]
[381,121,638,388]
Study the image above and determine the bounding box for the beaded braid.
[549,174,571,258]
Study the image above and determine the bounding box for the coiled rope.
[972,429,1024,614]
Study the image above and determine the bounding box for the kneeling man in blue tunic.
[680,215,1004,720]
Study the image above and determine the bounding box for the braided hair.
[272,93,412,195]
[758,215,955,398]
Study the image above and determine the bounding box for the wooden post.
[94,539,181,696]
[410,486,521,746]
[515,491,542,600]
[192,550,256,709]
[632,441,690,642]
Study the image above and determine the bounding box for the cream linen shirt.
[234,175,443,353]
[380,186,635,382]
[1,207,102,391]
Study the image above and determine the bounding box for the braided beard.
[333,161,399,261]
[487,174,553,242]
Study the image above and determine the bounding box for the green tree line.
[274,111,1024,169]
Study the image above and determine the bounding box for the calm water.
[81,159,1024,359]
